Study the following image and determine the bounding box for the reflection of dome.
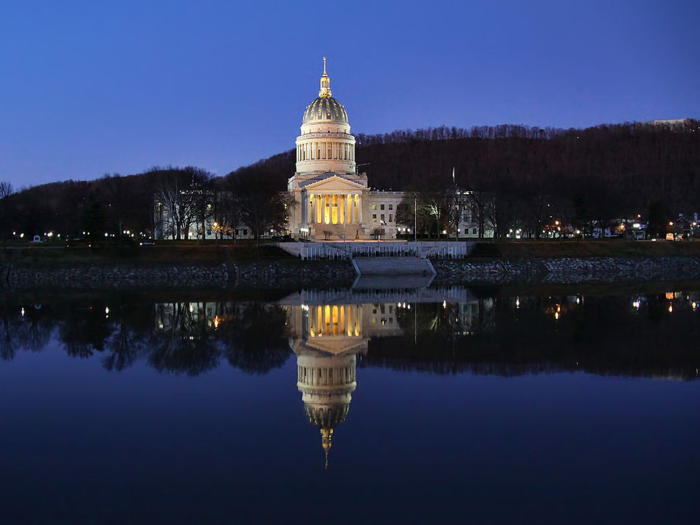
[296,351,358,469]
[304,403,349,429]
[302,97,349,124]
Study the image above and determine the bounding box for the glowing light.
[105,307,110,315]
[668,304,673,313]
[21,308,25,317]
[555,312,559,320]
[214,316,220,329]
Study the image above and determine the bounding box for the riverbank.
[2,241,700,290]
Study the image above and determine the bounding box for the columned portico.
[307,192,362,225]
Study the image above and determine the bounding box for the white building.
[155,59,491,242]
[287,59,490,241]
[287,59,403,241]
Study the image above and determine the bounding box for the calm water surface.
[1,286,699,524]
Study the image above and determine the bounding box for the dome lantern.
[319,57,332,98]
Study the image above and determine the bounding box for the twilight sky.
[1,0,698,190]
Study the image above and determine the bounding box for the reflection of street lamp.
[213,222,219,244]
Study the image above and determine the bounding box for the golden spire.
[319,57,332,98]
[321,428,333,469]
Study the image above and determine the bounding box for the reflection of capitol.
[286,302,402,467]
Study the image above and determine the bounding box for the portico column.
[333,194,338,224]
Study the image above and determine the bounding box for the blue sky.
[1,0,698,190]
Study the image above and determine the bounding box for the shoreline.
[3,253,700,291]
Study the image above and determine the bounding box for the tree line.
[1,119,697,241]
[0,164,289,243]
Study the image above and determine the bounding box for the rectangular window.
[472,228,477,234]
[372,204,377,210]
[389,204,393,210]
[380,204,385,210]
[372,214,377,222]
[381,214,385,222]
[389,214,393,222]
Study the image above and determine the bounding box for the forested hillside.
[1,119,697,240]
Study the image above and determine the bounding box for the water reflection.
[1,289,699,381]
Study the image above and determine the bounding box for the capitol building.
[155,58,490,241]
[287,59,403,241]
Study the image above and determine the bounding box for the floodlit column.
[332,194,338,224]
[339,194,345,224]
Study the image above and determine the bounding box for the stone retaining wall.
[2,256,699,291]
[432,256,700,284]
[1,260,356,290]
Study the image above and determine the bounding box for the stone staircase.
[352,257,435,276]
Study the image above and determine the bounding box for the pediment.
[293,337,369,357]
[303,175,366,192]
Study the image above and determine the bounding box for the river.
[1,284,698,523]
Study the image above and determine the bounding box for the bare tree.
[0,182,12,200]
[154,179,197,240]
[226,165,293,245]
[0,182,14,242]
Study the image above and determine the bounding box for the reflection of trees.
[218,303,291,374]
[16,305,52,352]
[370,293,700,380]
[148,303,220,376]
[58,304,112,358]
[0,314,19,361]
[0,304,54,360]
[103,306,147,372]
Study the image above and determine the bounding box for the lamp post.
[414,198,417,243]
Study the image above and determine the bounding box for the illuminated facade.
[287,59,403,240]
